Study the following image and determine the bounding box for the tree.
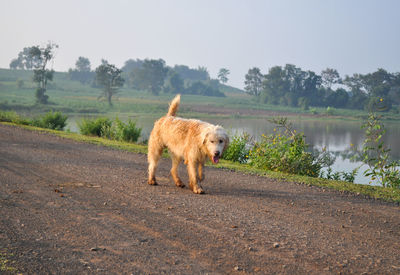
[325,88,349,108]
[244,67,263,96]
[68,57,94,84]
[75,57,91,72]
[261,66,288,104]
[164,72,184,94]
[122,59,143,73]
[130,59,168,95]
[321,68,341,89]
[343,74,368,109]
[28,42,58,104]
[172,65,209,81]
[185,81,225,97]
[10,47,38,70]
[218,68,230,84]
[95,63,124,106]
[9,58,22,70]
[302,71,323,106]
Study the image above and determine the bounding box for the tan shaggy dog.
[147,94,229,194]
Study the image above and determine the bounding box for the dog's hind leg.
[187,160,204,194]
[170,153,185,188]
[147,140,163,186]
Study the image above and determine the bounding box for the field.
[2,68,398,122]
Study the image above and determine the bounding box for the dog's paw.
[175,180,185,188]
[148,178,158,185]
[192,186,204,194]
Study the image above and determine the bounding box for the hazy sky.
[1,0,399,88]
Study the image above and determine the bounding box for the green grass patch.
[2,121,400,204]
[0,251,17,273]
[214,160,400,203]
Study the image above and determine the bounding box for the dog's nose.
[214,151,220,157]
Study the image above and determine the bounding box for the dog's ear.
[201,131,210,144]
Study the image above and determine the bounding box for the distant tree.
[343,74,368,110]
[343,70,395,111]
[388,72,400,105]
[302,71,323,106]
[9,58,22,70]
[325,88,349,108]
[10,47,38,70]
[362,69,394,111]
[343,74,365,93]
[130,59,168,95]
[75,57,91,72]
[68,56,94,84]
[197,66,209,78]
[244,67,263,96]
[321,68,341,89]
[218,68,230,84]
[172,65,209,81]
[122,59,144,73]
[261,66,288,104]
[164,72,184,94]
[95,63,124,106]
[185,81,225,97]
[28,42,59,104]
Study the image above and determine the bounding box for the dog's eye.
[210,140,214,143]
[219,139,223,144]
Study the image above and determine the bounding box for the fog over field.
[1,0,400,88]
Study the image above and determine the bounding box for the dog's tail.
[167,94,180,116]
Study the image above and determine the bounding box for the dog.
[147,94,229,194]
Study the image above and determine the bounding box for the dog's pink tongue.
[213,156,220,164]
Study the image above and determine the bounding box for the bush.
[321,167,359,183]
[78,117,112,136]
[326,106,336,116]
[361,113,400,188]
[248,118,322,177]
[223,133,250,164]
[78,117,141,143]
[31,111,68,130]
[0,110,30,125]
[113,118,141,142]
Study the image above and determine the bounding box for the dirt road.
[0,123,399,274]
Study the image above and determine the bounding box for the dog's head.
[201,125,229,164]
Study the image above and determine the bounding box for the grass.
[2,121,400,204]
[0,251,17,273]
[214,160,400,203]
[1,68,399,122]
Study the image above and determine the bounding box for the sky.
[1,0,400,89]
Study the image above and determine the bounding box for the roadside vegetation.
[222,117,359,183]
[0,110,67,130]
[2,109,400,204]
[361,113,400,188]
[78,117,142,143]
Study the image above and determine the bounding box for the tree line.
[244,64,400,112]
[10,43,230,106]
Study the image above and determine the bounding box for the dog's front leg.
[198,162,205,182]
[187,161,204,194]
[170,154,185,188]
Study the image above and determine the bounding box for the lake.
[67,116,400,185]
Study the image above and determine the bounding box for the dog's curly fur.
[147,94,229,194]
